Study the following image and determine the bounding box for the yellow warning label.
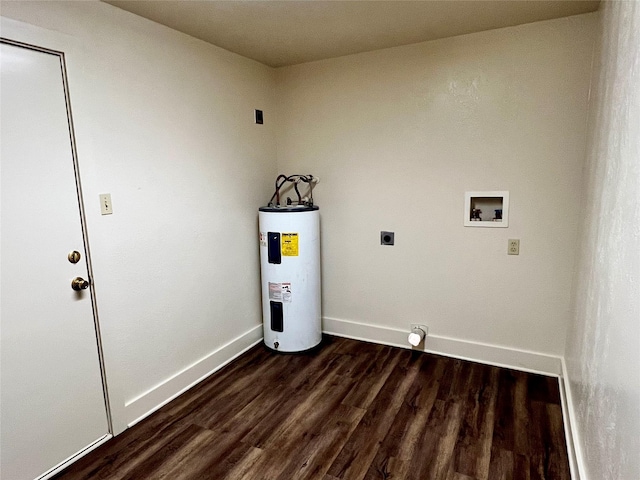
[281,233,299,256]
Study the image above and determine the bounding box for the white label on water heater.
[269,282,281,300]
[281,283,292,303]
[269,282,292,303]
[259,232,267,247]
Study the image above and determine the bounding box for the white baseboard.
[560,357,587,480]
[323,316,563,377]
[125,324,263,427]
[39,434,112,480]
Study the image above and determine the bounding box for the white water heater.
[259,205,321,352]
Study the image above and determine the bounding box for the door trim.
[0,37,114,435]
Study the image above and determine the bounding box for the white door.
[1,41,110,480]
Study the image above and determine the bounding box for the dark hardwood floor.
[54,335,570,480]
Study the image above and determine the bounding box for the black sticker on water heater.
[270,301,283,332]
[268,232,281,264]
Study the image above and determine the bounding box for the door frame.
[1,35,113,447]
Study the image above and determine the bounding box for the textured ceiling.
[104,1,600,68]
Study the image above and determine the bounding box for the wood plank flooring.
[53,336,570,480]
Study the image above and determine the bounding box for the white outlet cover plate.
[508,239,520,255]
[99,193,112,215]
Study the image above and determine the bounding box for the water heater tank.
[258,205,321,352]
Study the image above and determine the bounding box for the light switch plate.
[99,194,112,215]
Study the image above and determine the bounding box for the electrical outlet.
[381,231,394,246]
[508,239,520,255]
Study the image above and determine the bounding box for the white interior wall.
[276,14,596,357]
[565,1,640,479]
[1,1,276,432]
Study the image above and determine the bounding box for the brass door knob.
[71,277,89,291]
